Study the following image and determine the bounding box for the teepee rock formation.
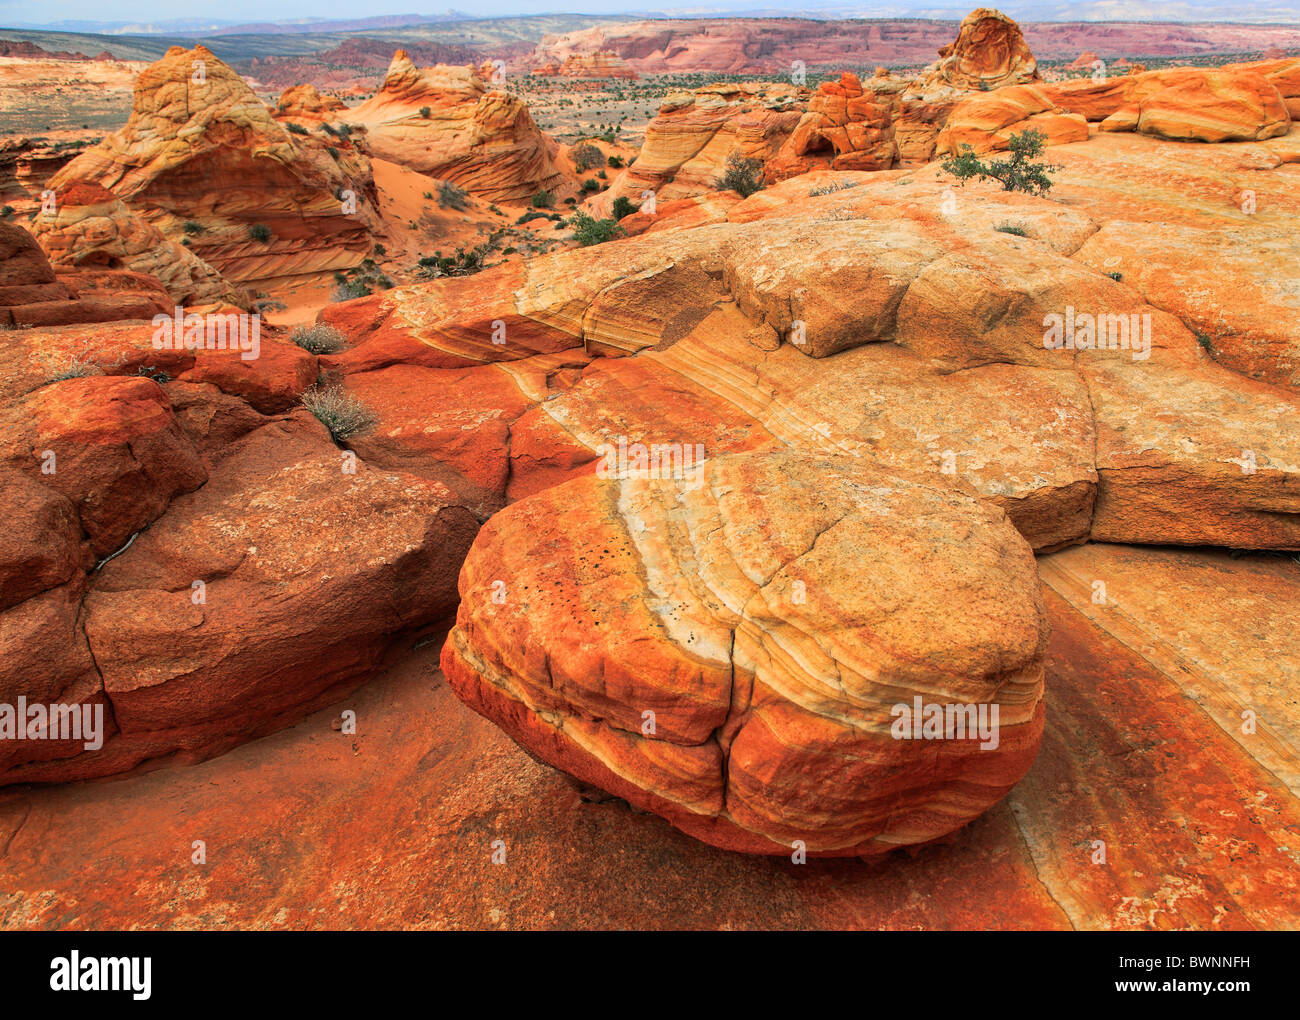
[49,45,382,285]
[346,52,574,203]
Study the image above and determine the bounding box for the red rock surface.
[0,221,171,328]
[2,544,1296,928]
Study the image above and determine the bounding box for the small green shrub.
[940,129,1062,197]
[569,211,624,247]
[437,180,469,211]
[419,106,431,118]
[610,196,638,220]
[182,220,204,235]
[291,324,348,355]
[994,222,1029,237]
[607,155,624,168]
[531,189,554,209]
[570,141,604,171]
[581,178,600,193]
[302,385,378,441]
[249,224,272,243]
[721,151,764,198]
[1106,270,1123,281]
[286,122,308,135]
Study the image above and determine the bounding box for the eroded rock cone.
[441,450,1048,856]
[48,44,381,284]
[347,52,573,203]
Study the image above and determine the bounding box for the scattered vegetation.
[516,209,550,225]
[610,196,638,221]
[808,180,859,197]
[569,211,624,247]
[994,222,1029,237]
[286,122,309,135]
[1106,270,1123,281]
[940,129,1062,197]
[721,151,764,198]
[416,245,490,278]
[249,224,272,243]
[136,364,170,384]
[437,180,469,211]
[570,141,604,171]
[1194,330,1215,353]
[331,262,393,302]
[42,353,102,382]
[581,178,601,193]
[302,385,378,442]
[182,220,204,235]
[291,324,348,355]
[607,155,624,169]
[531,189,555,209]
[0,205,13,219]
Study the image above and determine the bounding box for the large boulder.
[441,451,1049,856]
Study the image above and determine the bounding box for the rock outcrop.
[442,451,1048,856]
[541,52,638,79]
[347,52,574,203]
[1045,60,1298,142]
[31,182,247,308]
[593,82,805,215]
[922,8,1040,91]
[48,45,382,285]
[0,220,171,328]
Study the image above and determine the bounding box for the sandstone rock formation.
[31,182,247,308]
[442,451,1048,856]
[48,45,382,285]
[923,8,1040,91]
[0,220,171,327]
[347,52,574,203]
[1045,60,1298,143]
[936,83,1089,154]
[593,82,805,215]
[540,52,638,79]
[276,83,347,122]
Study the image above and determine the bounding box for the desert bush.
[581,178,600,193]
[302,385,377,441]
[1,205,15,218]
[44,353,103,383]
[721,151,764,198]
[570,141,603,171]
[291,324,348,355]
[607,155,624,168]
[286,122,308,135]
[249,224,272,242]
[809,180,859,197]
[419,106,431,118]
[437,180,469,210]
[940,129,1061,197]
[516,209,549,225]
[994,222,1028,237]
[569,211,623,247]
[610,196,638,220]
[182,220,204,235]
[531,189,554,209]
[1106,270,1123,281]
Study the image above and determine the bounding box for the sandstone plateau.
[0,8,1298,929]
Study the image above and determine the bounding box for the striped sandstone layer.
[441,451,1048,856]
